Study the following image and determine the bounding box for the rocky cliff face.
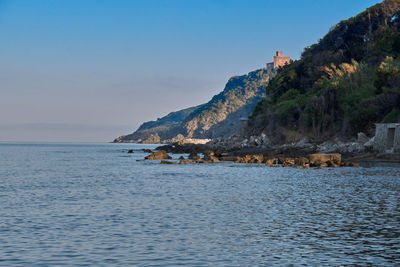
[114,68,273,143]
[181,69,271,138]
[113,106,200,143]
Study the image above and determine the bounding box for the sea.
[0,142,399,266]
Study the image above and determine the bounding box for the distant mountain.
[248,0,400,143]
[114,68,273,143]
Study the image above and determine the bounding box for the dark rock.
[203,151,220,163]
[188,152,201,160]
[127,149,134,153]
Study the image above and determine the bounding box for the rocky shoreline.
[133,144,396,169]
[120,129,400,168]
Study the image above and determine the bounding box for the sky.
[0,0,381,142]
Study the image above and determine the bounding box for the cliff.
[114,68,273,143]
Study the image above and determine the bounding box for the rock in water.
[188,152,200,160]
[145,150,172,160]
[309,153,341,167]
[235,155,264,163]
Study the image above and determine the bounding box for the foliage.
[250,0,400,140]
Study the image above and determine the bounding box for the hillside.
[249,0,400,143]
[113,106,201,143]
[114,68,272,143]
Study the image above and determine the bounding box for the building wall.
[374,123,400,152]
[273,53,290,69]
[394,125,400,152]
[374,123,388,152]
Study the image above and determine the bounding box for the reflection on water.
[0,143,399,266]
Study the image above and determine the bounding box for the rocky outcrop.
[188,152,201,160]
[235,154,264,163]
[309,153,341,167]
[114,68,274,143]
[152,142,367,168]
[144,150,172,160]
[114,106,198,143]
[203,151,220,163]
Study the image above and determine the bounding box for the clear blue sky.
[0,0,381,142]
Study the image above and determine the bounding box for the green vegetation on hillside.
[250,0,400,142]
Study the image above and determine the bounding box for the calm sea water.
[0,143,399,266]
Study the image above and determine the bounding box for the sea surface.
[0,142,399,266]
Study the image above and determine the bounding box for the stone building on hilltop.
[266,51,291,70]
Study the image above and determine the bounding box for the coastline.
[131,141,400,168]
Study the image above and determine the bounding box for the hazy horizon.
[0,0,381,142]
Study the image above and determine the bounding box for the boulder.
[279,157,296,167]
[206,156,220,163]
[357,132,369,144]
[203,151,220,163]
[260,133,271,146]
[295,157,309,167]
[265,157,276,166]
[142,149,153,153]
[145,150,172,160]
[309,153,341,166]
[188,152,201,160]
[364,136,375,147]
[236,155,264,163]
[127,149,134,153]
